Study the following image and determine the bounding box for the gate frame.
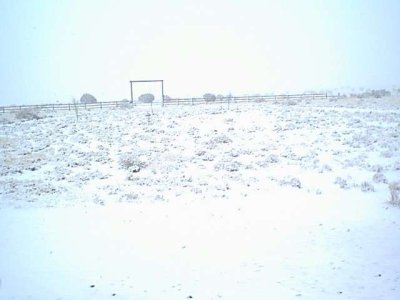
[130,80,165,106]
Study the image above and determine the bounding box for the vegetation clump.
[203,93,216,102]
[138,93,155,103]
[80,93,97,104]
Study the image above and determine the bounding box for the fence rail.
[0,93,330,113]
[0,101,129,113]
[163,93,328,106]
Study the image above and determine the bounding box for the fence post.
[100,102,102,109]
[68,104,71,111]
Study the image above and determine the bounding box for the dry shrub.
[389,182,400,207]
[118,99,132,109]
[119,153,147,174]
[280,177,302,188]
[372,172,387,184]
[360,181,375,192]
[203,93,216,102]
[286,99,297,106]
[138,93,154,103]
[80,93,97,104]
[14,108,41,121]
[214,160,241,172]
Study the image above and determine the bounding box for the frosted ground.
[0,97,399,299]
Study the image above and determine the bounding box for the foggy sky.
[0,0,399,105]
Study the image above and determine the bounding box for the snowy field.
[1,97,400,299]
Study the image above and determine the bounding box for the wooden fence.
[163,93,328,106]
[0,93,330,113]
[0,101,130,113]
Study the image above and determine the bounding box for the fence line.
[0,101,125,113]
[0,93,330,113]
[163,93,328,106]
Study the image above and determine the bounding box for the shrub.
[14,108,40,121]
[389,182,400,206]
[119,99,131,108]
[205,135,232,149]
[138,93,154,103]
[80,93,97,104]
[335,177,350,189]
[360,181,375,192]
[280,177,302,188]
[215,160,241,172]
[203,93,216,102]
[357,89,391,98]
[371,89,391,98]
[256,154,280,167]
[195,150,215,161]
[372,172,387,184]
[119,154,147,172]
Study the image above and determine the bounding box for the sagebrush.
[389,182,400,206]
[14,108,40,121]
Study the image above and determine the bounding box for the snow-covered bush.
[14,108,41,121]
[203,93,216,102]
[280,177,302,188]
[256,154,280,167]
[216,94,224,101]
[215,160,241,172]
[372,172,387,184]
[118,99,131,109]
[138,93,154,103]
[195,150,215,161]
[80,93,97,104]
[119,154,147,173]
[360,181,374,192]
[389,182,400,206]
[318,164,332,173]
[120,192,139,203]
[205,135,232,149]
[335,177,351,189]
[0,112,16,124]
[163,95,172,102]
[212,135,232,144]
[358,89,391,98]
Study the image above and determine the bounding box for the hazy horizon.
[1,0,399,105]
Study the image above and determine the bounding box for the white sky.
[0,0,399,104]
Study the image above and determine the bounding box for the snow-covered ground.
[1,97,399,299]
